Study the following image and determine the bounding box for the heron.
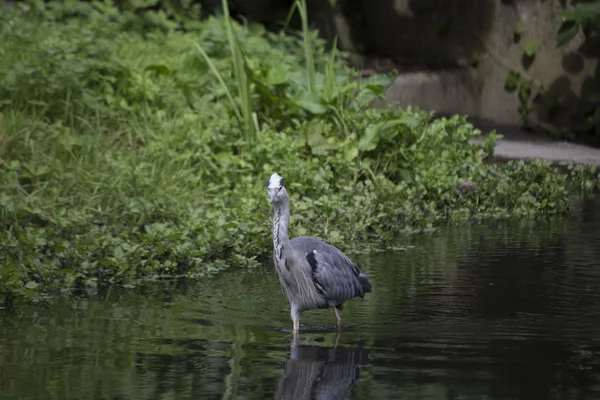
[267,173,372,332]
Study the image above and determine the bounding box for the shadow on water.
[2,197,600,399]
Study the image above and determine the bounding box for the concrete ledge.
[470,136,600,167]
[376,69,600,166]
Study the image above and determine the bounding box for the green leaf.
[358,117,418,152]
[505,71,521,91]
[514,21,524,35]
[344,147,359,161]
[25,281,39,290]
[308,132,338,155]
[293,92,328,114]
[556,20,579,47]
[519,80,534,102]
[248,23,266,36]
[393,114,420,130]
[114,246,125,259]
[399,168,413,182]
[145,64,172,76]
[2,263,16,277]
[365,84,385,96]
[524,40,538,57]
[265,64,289,85]
[358,124,381,152]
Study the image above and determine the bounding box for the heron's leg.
[333,331,341,348]
[291,307,300,332]
[333,307,342,330]
[292,330,300,347]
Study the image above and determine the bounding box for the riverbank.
[1,1,599,305]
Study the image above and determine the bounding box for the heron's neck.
[272,196,290,257]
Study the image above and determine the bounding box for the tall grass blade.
[221,0,255,144]
[190,42,243,123]
[285,0,316,93]
[323,35,338,103]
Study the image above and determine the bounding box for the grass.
[0,0,598,305]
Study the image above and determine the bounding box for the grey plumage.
[267,173,372,332]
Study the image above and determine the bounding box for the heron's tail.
[358,273,372,294]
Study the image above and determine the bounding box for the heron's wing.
[305,247,364,303]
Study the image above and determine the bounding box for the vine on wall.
[556,1,600,137]
[505,1,600,138]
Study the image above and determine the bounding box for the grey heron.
[267,173,372,332]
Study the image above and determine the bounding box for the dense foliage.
[0,1,598,304]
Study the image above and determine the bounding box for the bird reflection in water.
[275,335,370,400]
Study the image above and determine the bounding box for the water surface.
[2,199,600,399]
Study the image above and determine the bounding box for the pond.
[2,198,600,400]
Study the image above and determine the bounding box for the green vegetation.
[0,0,598,305]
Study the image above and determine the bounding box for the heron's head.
[267,173,286,204]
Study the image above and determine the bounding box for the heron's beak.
[268,188,278,203]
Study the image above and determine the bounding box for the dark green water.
[2,199,600,400]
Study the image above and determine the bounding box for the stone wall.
[307,0,600,139]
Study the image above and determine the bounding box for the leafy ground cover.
[0,0,598,305]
